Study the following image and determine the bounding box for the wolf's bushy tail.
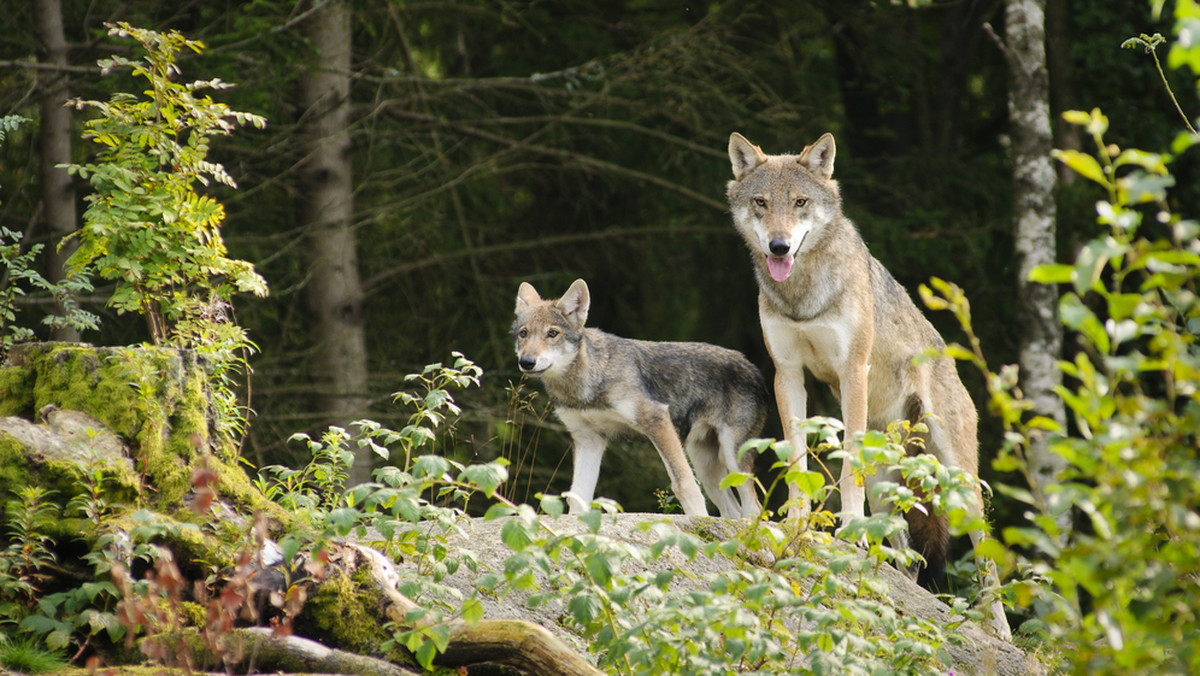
[906,508,949,592]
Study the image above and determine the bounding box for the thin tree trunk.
[297,0,372,484]
[33,0,80,341]
[1046,0,1082,185]
[1002,0,1067,531]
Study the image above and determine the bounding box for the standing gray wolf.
[726,132,1012,639]
[512,278,767,518]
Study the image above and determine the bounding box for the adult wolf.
[726,132,1011,639]
[513,278,767,518]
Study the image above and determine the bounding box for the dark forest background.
[1,0,1194,521]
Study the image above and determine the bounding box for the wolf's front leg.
[837,360,870,527]
[565,427,607,514]
[774,365,810,521]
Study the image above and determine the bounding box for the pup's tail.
[906,505,949,592]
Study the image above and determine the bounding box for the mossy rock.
[293,556,411,665]
[0,342,283,523]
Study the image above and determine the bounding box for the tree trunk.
[297,0,372,484]
[1045,0,1082,185]
[1002,0,1067,528]
[32,0,80,341]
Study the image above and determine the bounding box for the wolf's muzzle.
[768,238,791,256]
[518,356,538,372]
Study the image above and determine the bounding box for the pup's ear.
[516,282,540,309]
[799,133,836,180]
[556,279,590,328]
[729,132,767,180]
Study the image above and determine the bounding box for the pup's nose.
[768,238,791,256]
[518,356,537,372]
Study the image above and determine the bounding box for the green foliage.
[0,636,68,674]
[1,117,99,357]
[259,353,983,674]
[920,10,1200,666]
[0,488,59,627]
[65,22,267,345]
[476,423,978,676]
[390,351,484,467]
[0,114,27,147]
[62,22,267,450]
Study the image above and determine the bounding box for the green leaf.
[460,598,484,624]
[580,508,602,533]
[786,470,826,503]
[1028,263,1074,284]
[411,454,450,479]
[719,472,751,490]
[484,503,517,520]
[500,518,534,550]
[1061,109,1092,126]
[414,638,438,670]
[459,462,508,498]
[1052,149,1107,185]
[326,507,360,534]
[568,593,601,626]
[539,494,564,518]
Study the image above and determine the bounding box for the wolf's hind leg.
[968,487,1013,640]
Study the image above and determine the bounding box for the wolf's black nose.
[768,239,790,256]
[518,356,537,371]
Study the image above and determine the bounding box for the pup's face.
[512,280,589,378]
[726,133,840,282]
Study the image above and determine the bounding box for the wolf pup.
[726,132,1011,639]
[513,278,767,519]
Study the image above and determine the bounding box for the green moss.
[27,344,145,440]
[0,434,138,535]
[2,342,292,542]
[0,361,33,417]
[178,601,206,628]
[299,567,391,657]
[293,565,412,664]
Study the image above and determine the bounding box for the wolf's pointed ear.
[799,133,836,180]
[516,282,541,309]
[557,278,590,328]
[729,133,767,180]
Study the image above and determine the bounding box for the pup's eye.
[795,198,808,207]
[753,197,767,208]
[547,329,559,338]
[518,329,528,338]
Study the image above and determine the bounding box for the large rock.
[0,342,279,521]
[307,513,1044,676]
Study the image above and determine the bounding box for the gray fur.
[727,132,1011,640]
[513,278,767,518]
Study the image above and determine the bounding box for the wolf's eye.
[795,198,808,207]
[518,328,528,338]
[753,197,767,208]
[547,329,560,338]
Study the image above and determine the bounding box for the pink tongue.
[767,255,793,282]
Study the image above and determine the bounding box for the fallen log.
[339,542,604,676]
[238,627,418,676]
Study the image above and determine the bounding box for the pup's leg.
[718,426,761,518]
[687,430,742,518]
[641,408,709,516]
[565,426,607,514]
